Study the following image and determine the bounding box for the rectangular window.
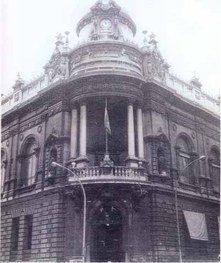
[11,217,20,251]
[23,215,33,250]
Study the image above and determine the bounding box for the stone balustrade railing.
[1,167,219,199]
[68,166,148,183]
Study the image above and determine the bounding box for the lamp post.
[51,161,87,262]
[174,155,206,263]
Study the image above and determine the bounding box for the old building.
[1,0,220,262]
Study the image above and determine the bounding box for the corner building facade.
[1,1,220,262]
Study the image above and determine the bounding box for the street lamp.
[174,155,206,263]
[51,161,87,262]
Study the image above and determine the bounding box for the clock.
[100,19,112,30]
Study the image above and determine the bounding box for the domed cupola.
[76,0,136,41]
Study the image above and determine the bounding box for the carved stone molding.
[172,123,177,132]
[142,39,169,84]
[1,131,10,142]
[76,0,136,38]
[45,134,70,146]
[70,42,142,77]
[3,101,69,138]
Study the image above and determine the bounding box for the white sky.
[1,0,221,98]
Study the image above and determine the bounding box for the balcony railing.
[68,166,148,183]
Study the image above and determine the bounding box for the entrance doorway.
[91,206,124,262]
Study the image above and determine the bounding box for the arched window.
[1,149,7,193]
[157,147,167,175]
[48,148,57,177]
[209,148,220,193]
[20,137,39,187]
[176,136,193,184]
[149,134,171,176]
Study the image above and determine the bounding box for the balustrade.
[68,166,147,183]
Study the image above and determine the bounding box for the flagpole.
[105,98,108,155]
[103,97,113,164]
[106,126,108,154]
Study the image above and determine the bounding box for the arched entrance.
[91,206,124,262]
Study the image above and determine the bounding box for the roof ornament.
[17,72,21,80]
[101,0,110,4]
[190,74,202,89]
[142,30,148,47]
[91,0,121,12]
[55,33,64,47]
[149,32,158,46]
[13,72,24,90]
[65,31,70,45]
[148,32,163,60]
[143,32,169,83]
[53,33,65,55]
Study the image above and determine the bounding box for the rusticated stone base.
[1,185,219,262]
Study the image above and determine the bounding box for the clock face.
[100,19,112,30]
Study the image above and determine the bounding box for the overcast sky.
[1,0,221,98]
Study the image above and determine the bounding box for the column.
[76,102,89,168]
[79,102,87,157]
[137,106,144,160]
[70,106,78,159]
[128,102,135,157]
[126,101,138,167]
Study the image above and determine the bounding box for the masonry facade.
[1,0,220,262]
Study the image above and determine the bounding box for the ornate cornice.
[1,101,71,140]
[142,87,219,141]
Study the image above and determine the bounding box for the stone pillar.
[70,106,78,159]
[128,102,135,157]
[80,103,87,156]
[76,102,89,168]
[137,106,144,160]
[125,101,138,167]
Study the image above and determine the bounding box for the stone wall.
[1,185,219,262]
[1,190,65,262]
[148,190,220,262]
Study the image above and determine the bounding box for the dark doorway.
[91,206,124,262]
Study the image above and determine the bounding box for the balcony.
[67,166,148,184]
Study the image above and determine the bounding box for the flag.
[104,99,111,135]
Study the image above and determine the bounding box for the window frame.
[208,148,220,193]
[1,149,7,193]
[20,137,39,188]
[11,217,20,252]
[23,215,33,251]
[176,135,194,184]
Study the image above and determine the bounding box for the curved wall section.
[70,41,143,78]
[69,75,144,103]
